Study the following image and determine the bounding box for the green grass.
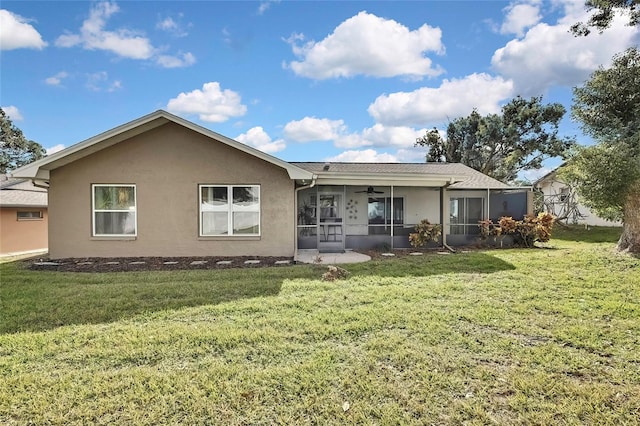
[1,227,639,424]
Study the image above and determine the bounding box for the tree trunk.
[618,179,640,254]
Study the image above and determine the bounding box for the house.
[11,110,532,259]
[0,174,48,257]
[534,165,621,227]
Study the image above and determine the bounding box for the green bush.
[479,212,555,247]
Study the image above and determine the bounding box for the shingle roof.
[0,175,48,207]
[290,162,512,189]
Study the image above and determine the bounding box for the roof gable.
[11,110,313,181]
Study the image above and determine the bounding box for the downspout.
[294,177,317,262]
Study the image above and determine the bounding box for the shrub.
[479,212,555,247]
[409,220,442,248]
[322,265,349,281]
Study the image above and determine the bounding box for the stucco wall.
[0,207,48,255]
[48,123,295,258]
[538,178,621,227]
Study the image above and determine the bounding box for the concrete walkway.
[296,249,371,264]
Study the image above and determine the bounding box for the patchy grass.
[552,225,622,243]
[1,235,639,424]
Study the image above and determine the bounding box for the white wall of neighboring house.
[536,173,621,227]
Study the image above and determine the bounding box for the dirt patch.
[27,256,294,273]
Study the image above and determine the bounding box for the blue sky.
[1,1,638,181]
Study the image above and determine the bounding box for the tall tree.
[564,47,640,253]
[415,96,575,182]
[571,0,639,35]
[0,108,46,174]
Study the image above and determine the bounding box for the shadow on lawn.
[0,265,317,335]
[1,252,514,334]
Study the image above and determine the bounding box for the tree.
[571,0,639,36]
[564,47,640,253]
[415,96,575,182]
[0,108,46,174]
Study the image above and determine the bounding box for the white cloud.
[520,166,552,183]
[55,1,195,68]
[500,2,542,37]
[394,148,427,163]
[283,117,346,142]
[258,1,280,15]
[46,144,65,155]
[236,126,285,153]
[156,15,189,37]
[326,149,398,163]
[492,3,639,96]
[166,82,247,123]
[285,11,444,80]
[335,124,427,149]
[368,73,514,127]
[55,1,154,59]
[45,71,69,86]
[156,52,196,68]
[86,71,122,92]
[2,105,23,121]
[0,9,47,50]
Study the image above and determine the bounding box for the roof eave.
[10,110,314,181]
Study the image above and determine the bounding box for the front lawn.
[1,227,639,424]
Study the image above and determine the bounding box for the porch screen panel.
[466,198,483,235]
[450,198,465,235]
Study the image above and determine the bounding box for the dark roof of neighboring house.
[291,162,513,190]
[0,175,48,207]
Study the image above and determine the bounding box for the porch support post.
[487,188,491,220]
[440,187,444,246]
[390,185,394,250]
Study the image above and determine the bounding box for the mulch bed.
[28,256,294,273]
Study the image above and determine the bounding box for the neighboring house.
[11,110,532,259]
[0,174,48,256]
[534,166,621,227]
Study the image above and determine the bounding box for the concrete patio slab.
[296,249,371,264]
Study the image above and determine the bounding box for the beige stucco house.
[0,175,48,257]
[11,110,532,259]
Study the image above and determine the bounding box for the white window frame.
[17,211,44,221]
[199,184,261,237]
[92,184,137,237]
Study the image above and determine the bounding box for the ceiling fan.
[355,186,384,195]
[356,186,385,203]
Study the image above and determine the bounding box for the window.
[92,185,136,236]
[200,185,260,236]
[368,197,404,225]
[450,197,484,235]
[17,211,43,220]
